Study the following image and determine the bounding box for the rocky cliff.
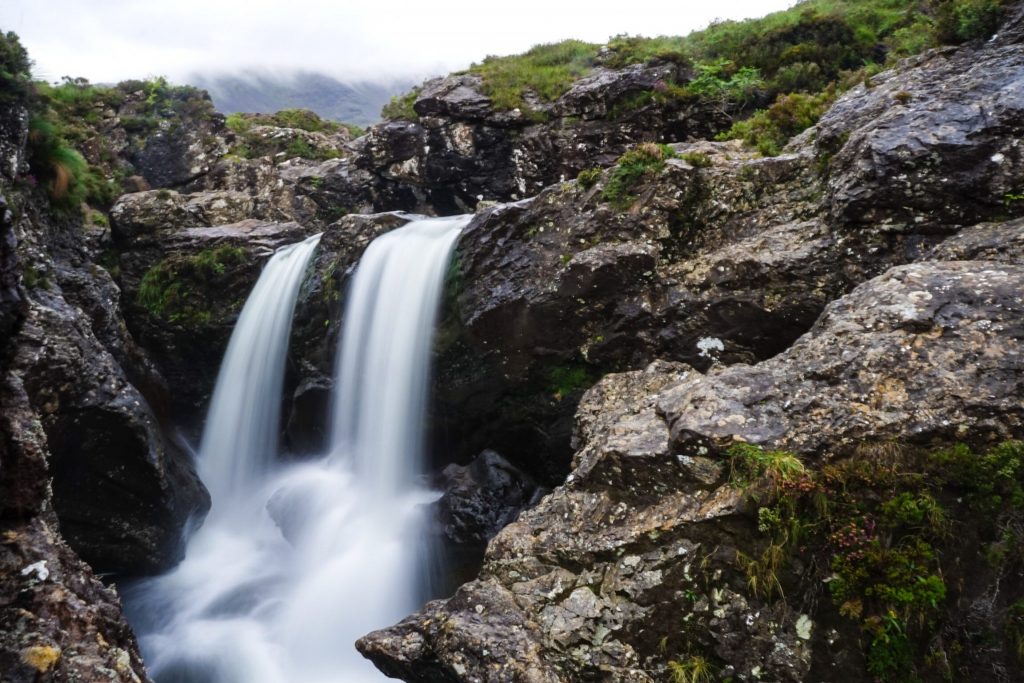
[355,6,1024,682]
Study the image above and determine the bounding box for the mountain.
[189,70,416,126]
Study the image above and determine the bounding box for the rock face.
[357,63,725,214]
[431,25,1024,485]
[359,258,1024,682]
[359,17,1024,683]
[1,113,151,680]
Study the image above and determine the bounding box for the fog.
[3,0,795,84]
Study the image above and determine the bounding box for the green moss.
[137,246,247,325]
[545,364,596,400]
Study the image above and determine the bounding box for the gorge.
[2,2,1024,682]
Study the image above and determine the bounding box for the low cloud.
[2,0,795,84]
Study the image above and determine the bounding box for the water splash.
[125,216,468,683]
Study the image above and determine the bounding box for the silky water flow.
[126,215,468,683]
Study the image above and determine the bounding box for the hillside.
[190,70,415,126]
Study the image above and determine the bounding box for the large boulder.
[359,258,1024,682]
[815,36,1024,231]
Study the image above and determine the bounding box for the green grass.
[465,40,600,113]
[381,88,421,121]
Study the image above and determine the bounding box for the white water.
[125,216,467,683]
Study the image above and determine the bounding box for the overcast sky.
[2,1,796,84]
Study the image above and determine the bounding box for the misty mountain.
[189,71,417,127]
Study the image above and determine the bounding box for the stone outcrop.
[1,109,151,680]
[359,258,1024,682]
[429,24,1024,485]
[357,62,726,214]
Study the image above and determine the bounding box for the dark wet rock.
[358,62,724,214]
[814,39,1024,232]
[360,260,1024,682]
[436,450,544,547]
[282,212,418,451]
[431,143,835,483]
[431,25,1024,485]
[12,287,209,574]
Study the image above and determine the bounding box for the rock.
[359,259,1024,682]
[359,62,725,214]
[659,261,1024,457]
[116,217,317,420]
[0,517,150,683]
[815,39,1024,231]
[437,450,544,547]
[928,216,1024,263]
[110,189,202,239]
[13,288,209,574]
[431,143,831,483]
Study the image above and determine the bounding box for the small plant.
[601,142,674,209]
[679,152,712,168]
[893,90,913,105]
[576,167,601,189]
[728,442,805,487]
[667,655,715,683]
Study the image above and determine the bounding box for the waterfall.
[199,233,323,505]
[125,215,468,683]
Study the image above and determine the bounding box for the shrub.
[0,31,32,106]
[576,167,601,189]
[719,87,836,156]
[601,142,675,208]
[381,88,421,121]
[935,0,1007,43]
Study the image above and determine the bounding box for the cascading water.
[125,215,468,683]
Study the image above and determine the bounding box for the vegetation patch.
[381,87,421,121]
[137,246,248,326]
[731,440,1024,681]
[465,40,600,114]
[719,87,836,156]
[601,143,676,209]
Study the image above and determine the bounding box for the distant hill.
[189,71,417,127]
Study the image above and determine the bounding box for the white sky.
[2,1,797,84]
